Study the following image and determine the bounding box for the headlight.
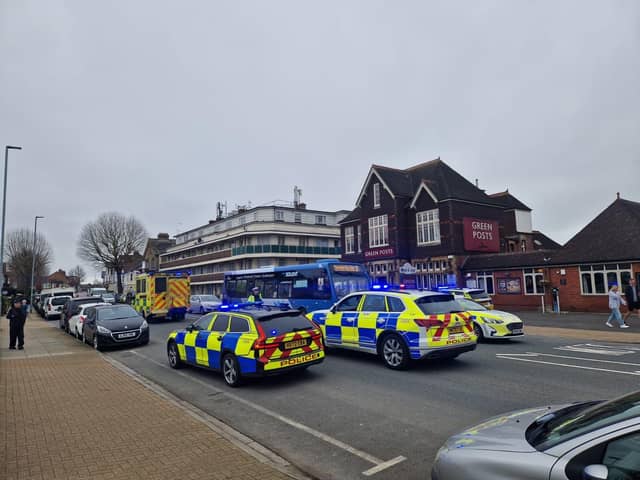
[481,316,503,324]
[141,320,149,329]
[97,325,111,334]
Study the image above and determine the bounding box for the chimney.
[475,179,479,188]
[158,233,170,239]
[617,192,621,200]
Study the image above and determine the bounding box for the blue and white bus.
[223,260,371,313]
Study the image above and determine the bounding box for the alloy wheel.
[168,344,178,368]
[383,337,404,367]
[223,356,238,386]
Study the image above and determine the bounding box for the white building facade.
[159,204,348,296]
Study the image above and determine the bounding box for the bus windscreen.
[329,264,370,298]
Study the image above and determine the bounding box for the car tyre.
[167,341,184,369]
[93,334,102,352]
[222,353,242,387]
[473,322,484,342]
[380,333,410,370]
[82,329,87,345]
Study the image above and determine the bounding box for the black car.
[82,304,149,351]
[60,296,103,332]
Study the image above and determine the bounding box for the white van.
[44,295,72,320]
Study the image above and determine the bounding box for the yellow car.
[308,290,477,370]
[440,288,494,310]
[455,298,524,341]
[167,307,325,387]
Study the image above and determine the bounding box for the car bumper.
[415,343,477,360]
[97,329,149,347]
[251,352,325,377]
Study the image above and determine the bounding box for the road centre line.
[125,350,407,475]
[496,355,640,376]
[522,352,640,367]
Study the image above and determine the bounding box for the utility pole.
[30,216,44,312]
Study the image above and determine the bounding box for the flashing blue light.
[175,272,182,277]
[372,285,381,290]
[219,305,230,310]
[270,329,278,336]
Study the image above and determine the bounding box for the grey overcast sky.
[1,0,639,279]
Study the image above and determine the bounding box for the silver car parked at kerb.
[432,390,640,480]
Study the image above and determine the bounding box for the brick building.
[462,195,640,312]
[339,158,555,287]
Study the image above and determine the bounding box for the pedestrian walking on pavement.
[606,285,628,329]
[7,297,27,349]
[623,278,639,324]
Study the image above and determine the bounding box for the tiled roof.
[339,206,362,224]
[552,197,640,264]
[461,250,557,271]
[488,191,532,211]
[532,231,561,250]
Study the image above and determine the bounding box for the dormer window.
[373,183,381,208]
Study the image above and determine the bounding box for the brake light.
[414,318,443,329]
[48,305,51,311]
[79,315,86,324]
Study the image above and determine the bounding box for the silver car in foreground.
[432,390,640,480]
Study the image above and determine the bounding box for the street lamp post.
[1,145,22,310]
[30,216,44,312]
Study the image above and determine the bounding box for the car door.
[325,294,363,347]
[193,313,215,366]
[222,315,256,374]
[83,307,97,341]
[191,296,201,312]
[183,313,214,365]
[204,313,230,370]
[356,294,389,350]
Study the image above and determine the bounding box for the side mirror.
[583,465,608,480]
[186,325,195,332]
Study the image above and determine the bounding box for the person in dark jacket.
[623,278,639,324]
[7,297,27,350]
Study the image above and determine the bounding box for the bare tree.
[68,265,86,289]
[6,228,53,293]
[77,213,147,294]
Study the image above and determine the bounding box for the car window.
[193,313,214,330]
[414,294,461,315]
[456,298,487,311]
[361,295,387,312]
[51,297,69,306]
[336,295,363,312]
[97,305,138,321]
[229,316,250,333]
[211,314,230,332]
[257,313,314,336]
[602,432,640,478]
[155,277,167,294]
[387,296,406,312]
[85,307,95,320]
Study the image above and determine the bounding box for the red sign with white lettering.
[463,218,500,252]
[364,247,395,259]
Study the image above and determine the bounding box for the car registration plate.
[448,326,464,334]
[284,339,308,350]
[511,328,523,334]
[118,332,136,339]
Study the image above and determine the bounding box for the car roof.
[218,308,305,319]
[350,289,453,298]
[70,296,102,303]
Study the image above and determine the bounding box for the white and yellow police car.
[167,306,324,387]
[308,289,477,370]
[455,298,524,341]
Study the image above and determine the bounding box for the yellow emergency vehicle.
[455,298,524,341]
[308,289,477,369]
[134,273,190,321]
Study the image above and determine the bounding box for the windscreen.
[257,314,314,337]
[199,295,219,302]
[414,294,461,315]
[456,298,487,311]
[330,264,370,298]
[470,290,490,300]
[97,305,138,321]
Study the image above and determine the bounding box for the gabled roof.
[532,231,561,250]
[488,191,532,211]
[355,158,504,209]
[338,206,362,224]
[553,197,640,264]
[144,235,176,257]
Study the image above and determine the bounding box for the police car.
[167,306,325,387]
[439,287,494,310]
[455,298,524,341]
[308,290,477,370]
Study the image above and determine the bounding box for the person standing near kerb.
[606,284,628,329]
[247,286,263,303]
[7,297,27,349]
[623,278,639,324]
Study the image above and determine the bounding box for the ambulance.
[134,273,190,321]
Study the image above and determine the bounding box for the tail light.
[79,315,86,324]
[48,305,52,311]
[414,318,443,329]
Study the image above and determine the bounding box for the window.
[373,182,381,208]
[344,226,355,254]
[368,215,388,248]
[315,215,327,225]
[477,271,495,295]
[579,264,632,295]
[356,225,362,253]
[275,210,284,221]
[230,316,250,333]
[193,313,214,330]
[336,294,363,312]
[211,314,229,332]
[523,269,544,295]
[155,277,167,294]
[416,209,441,245]
[294,212,302,223]
[361,295,387,312]
[298,237,309,247]
[277,235,285,246]
[387,296,406,312]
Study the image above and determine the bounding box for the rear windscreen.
[470,291,489,300]
[414,294,461,315]
[257,314,314,336]
[52,297,69,306]
[75,297,102,305]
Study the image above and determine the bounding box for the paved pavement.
[0,315,306,480]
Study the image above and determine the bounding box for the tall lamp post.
[30,216,44,312]
[1,145,22,310]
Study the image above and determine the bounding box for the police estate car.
[455,298,524,340]
[167,306,324,387]
[308,290,477,370]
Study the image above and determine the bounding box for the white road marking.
[496,354,640,376]
[125,350,407,475]
[584,343,640,351]
[522,352,640,367]
[555,346,631,356]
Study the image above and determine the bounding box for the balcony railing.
[231,245,341,256]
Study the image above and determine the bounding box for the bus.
[223,260,370,313]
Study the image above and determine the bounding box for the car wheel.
[167,341,183,369]
[380,334,410,370]
[82,330,87,344]
[222,353,242,387]
[473,322,485,342]
[93,334,102,352]
[75,327,80,340]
